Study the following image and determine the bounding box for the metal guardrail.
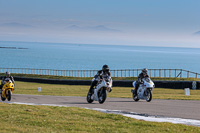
[0,68,200,78]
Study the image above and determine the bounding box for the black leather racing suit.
[134,73,149,95]
[89,70,111,94]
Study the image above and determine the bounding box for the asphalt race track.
[2,94,200,121]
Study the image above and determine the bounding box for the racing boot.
[134,84,139,96]
[88,80,97,94]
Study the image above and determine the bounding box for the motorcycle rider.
[0,71,15,94]
[88,64,111,94]
[134,68,149,96]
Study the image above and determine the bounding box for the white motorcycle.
[87,76,112,104]
[131,77,155,102]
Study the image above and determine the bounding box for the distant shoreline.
[0,47,28,49]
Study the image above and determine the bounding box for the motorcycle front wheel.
[86,91,94,103]
[98,88,107,104]
[7,90,11,101]
[1,95,6,101]
[146,90,152,102]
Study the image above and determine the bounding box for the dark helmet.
[102,64,109,72]
[5,71,10,77]
[142,68,148,75]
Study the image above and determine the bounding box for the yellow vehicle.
[1,78,14,101]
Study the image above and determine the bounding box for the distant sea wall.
[8,76,200,89]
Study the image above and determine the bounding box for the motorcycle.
[131,77,154,102]
[87,76,112,104]
[1,78,15,101]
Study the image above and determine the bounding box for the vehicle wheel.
[146,90,152,102]
[7,90,11,101]
[98,89,107,104]
[86,91,94,103]
[132,93,139,102]
[1,95,6,101]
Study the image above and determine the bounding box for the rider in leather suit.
[134,68,149,95]
[88,64,111,94]
[0,71,15,94]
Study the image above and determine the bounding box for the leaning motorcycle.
[87,76,112,104]
[131,77,154,102]
[1,78,15,101]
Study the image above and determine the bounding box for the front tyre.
[1,95,6,101]
[86,91,94,103]
[7,90,11,101]
[98,88,107,104]
[146,90,152,102]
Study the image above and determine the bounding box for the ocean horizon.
[1,41,200,74]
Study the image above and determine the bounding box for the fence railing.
[0,68,200,78]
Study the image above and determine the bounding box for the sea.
[0,41,200,73]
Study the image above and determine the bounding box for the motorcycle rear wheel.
[146,90,152,102]
[133,94,139,102]
[7,90,11,101]
[132,89,139,101]
[86,91,94,103]
[98,88,107,104]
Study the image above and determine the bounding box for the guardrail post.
[154,69,156,77]
[159,69,161,77]
[117,70,118,77]
[149,69,151,77]
[164,69,166,77]
[87,70,88,77]
[175,69,176,78]
[121,70,122,77]
[181,69,182,78]
[169,69,171,77]
[125,70,126,77]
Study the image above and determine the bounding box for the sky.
[0,0,200,48]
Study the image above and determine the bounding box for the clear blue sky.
[0,0,200,47]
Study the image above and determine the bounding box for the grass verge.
[13,81,200,100]
[0,103,199,132]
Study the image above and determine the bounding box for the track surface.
[2,94,200,120]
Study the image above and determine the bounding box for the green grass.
[1,73,200,81]
[13,81,200,100]
[0,103,199,132]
